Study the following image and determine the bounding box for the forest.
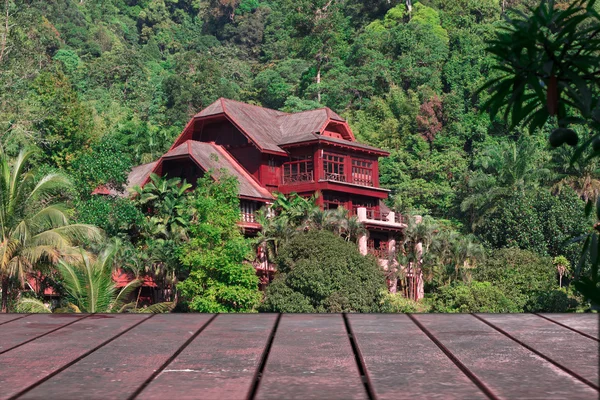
[0,0,599,313]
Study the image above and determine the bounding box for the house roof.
[161,141,274,201]
[186,98,382,155]
[91,161,157,197]
[98,141,273,202]
[279,133,390,155]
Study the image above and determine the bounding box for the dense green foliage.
[1,0,597,311]
[261,230,387,312]
[177,175,261,312]
[429,281,522,313]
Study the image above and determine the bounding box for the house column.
[414,215,424,300]
[357,207,368,255]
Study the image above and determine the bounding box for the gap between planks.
[407,314,500,400]
[471,313,599,391]
[0,314,91,356]
[127,314,218,400]
[0,314,31,327]
[9,314,155,400]
[533,313,600,342]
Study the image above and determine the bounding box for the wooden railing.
[324,172,346,182]
[240,201,257,223]
[367,241,390,258]
[366,209,388,221]
[282,170,314,184]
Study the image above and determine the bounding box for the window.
[323,193,347,210]
[268,157,277,172]
[323,153,345,182]
[282,155,313,184]
[351,159,373,187]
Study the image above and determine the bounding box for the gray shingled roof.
[191,98,383,155]
[279,133,389,154]
[164,141,273,201]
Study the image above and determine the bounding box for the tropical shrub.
[177,174,261,313]
[261,230,387,312]
[428,281,522,313]
[473,248,556,311]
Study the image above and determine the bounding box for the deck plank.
[476,314,599,388]
[137,313,277,400]
[255,314,367,400]
[538,313,599,339]
[19,314,214,400]
[0,314,29,326]
[414,314,599,399]
[348,314,487,399]
[0,314,88,354]
[0,314,149,400]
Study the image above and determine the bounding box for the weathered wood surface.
[0,313,597,400]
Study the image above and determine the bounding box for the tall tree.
[0,146,102,312]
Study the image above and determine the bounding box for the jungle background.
[0,0,596,313]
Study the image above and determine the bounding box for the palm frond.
[15,297,51,313]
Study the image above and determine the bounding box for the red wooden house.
[110,98,414,294]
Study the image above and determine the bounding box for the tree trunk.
[316,64,321,103]
[1,275,8,313]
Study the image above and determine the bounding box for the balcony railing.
[324,172,346,182]
[367,241,390,258]
[282,171,314,184]
[366,209,388,221]
[240,201,257,223]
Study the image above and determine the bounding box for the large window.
[282,156,313,184]
[323,193,348,210]
[323,153,346,182]
[351,159,373,187]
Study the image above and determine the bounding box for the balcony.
[282,171,314,184]
[367,241,391,259]
[356,207,407,230]
[240,201,258,223]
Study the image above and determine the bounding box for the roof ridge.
[201,141,273,199]
[220,97,289,115]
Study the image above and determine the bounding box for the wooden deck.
[0,313,597,399]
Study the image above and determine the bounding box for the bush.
[429,281,522,313]
[476,188,588,267]
[380,293,431,313]
[473,247,556,311]
[526,288,581,313]
[261,230,387,312]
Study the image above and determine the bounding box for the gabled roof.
[160,141,273,201]
[195,98,287,153]
[97,142,274,202]
[92,161,157,196]
[279,133,390,156]
[176,98,377,154]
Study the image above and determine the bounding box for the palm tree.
[0,147,102,312]
[17,244,173,313]
[461,137,550,230]
[550,145,600,203]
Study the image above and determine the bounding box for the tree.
[480,0,600,139]
[553,255,571,288]
[473,247,557,311]
[177,174,261,312]
[461,136,550,229]
[0,146,102,312]
[261,230,387,312]
[429,281,522,313]
[17,244,173,313]
[480,0,600,307]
